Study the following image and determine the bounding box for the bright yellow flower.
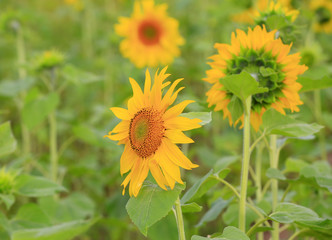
[310,0,332,33]
[203,25,307,131]
[115,0,184,68]
[105,67,201,197]
[232,0,294,24]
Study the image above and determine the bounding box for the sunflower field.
[1,0,332,239]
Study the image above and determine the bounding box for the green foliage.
[192,226,249,240]
[22,93,59,129]
[220,71,268,103]
[11,218,99,240]
[126,182,185,236]
[14,175,66,197]
[266,168,286,181]
[0,122,17,157]
[0,78,35,97]
[298,66,332,92]
[261,109,323,137]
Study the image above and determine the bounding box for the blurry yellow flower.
[0,168,16,195]
[115,0,184,68]
[35,50,65,71]
[232,0,294,24]
[203,25,307,131]
[64,0,84,11]
[254,0,299,23]
[310,0,332,33]
[105,67,201,197]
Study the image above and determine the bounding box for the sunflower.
[254,0,299,23]
[105,67,201,197]
[310,0,332,33]
[232,0,294,24]
[203,25,307,131]
[115,0,184,68]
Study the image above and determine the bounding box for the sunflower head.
[232,0,294,24]
[105,67,201,197]
[0,168,16,195]
[115,0,184,68]
[35,50,65,71]
[310,0,332,33]
[203,25,307,131]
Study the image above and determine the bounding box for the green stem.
[239,96,252,232]
[246,217,267,237]
[174,196,186,240]
[288,229,309,240]
[82,0,93,58]
[49,111,58,182]
[255,142,264,240]
[269,135,279,240]
[16,22,31,158]
[216,176,240,199]
[314,90,327,161]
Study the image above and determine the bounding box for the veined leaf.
[126,182,185,236]
[261,109,323,137]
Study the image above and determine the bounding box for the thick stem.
[255,142,264,240]
[269,135,279,240]
[49,111,58,182]
[174,197,186,240]
[288,229,309,240]
[16,23,31,157]
[239,96,252,232]
[314,90,327,161]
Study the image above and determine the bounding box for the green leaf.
[261,109,324,137]
[269,202,332,230]
[180,112,212,126]
[14,175,66,197]
[0,78,35,97]
[13,203,51,227]
[126,182,185,236]
[220,71,268,103]
[62,65,102,84]
[285,158,309,173]
[196,197,233,227]
[181,170,214,204]
[0,122,17,157]
[227,97,243,122]
[22,93,59,129]
[220,226,250,240]
[11,218,98,240]
[298,66,332,92]
[181,202,202,213]
[266,168,286,180]
[0,194,15,210]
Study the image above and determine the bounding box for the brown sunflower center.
[129,108,165,158]
[138,19,162,45]
[316,6,331,24]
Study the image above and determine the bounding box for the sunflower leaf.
[298,66,332,92]
[126,182,185,236]
[220,71,268,103]
[261,109,324,137]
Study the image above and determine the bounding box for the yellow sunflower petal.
[164,129,194,144]
[165,116,202,131]
[110,107,131,120]
[149,160,168,190]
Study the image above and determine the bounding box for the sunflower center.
[316,7,331,24]
[138,19,162,46]
[224,48,285,113]
[129,108,165,158]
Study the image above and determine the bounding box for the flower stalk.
[255,142,264,240]
[15,22,31,157]
[269,134,279,240]
[174,196,186,240]
[314,89,327,161]
[239,96,252,232]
